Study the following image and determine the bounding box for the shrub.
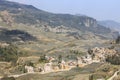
[39,54,49,63]
[106,53,120,65]
[116,36,120,44]
[0,44,27,64]
[1,77,15,80]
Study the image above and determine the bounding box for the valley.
[0,0,120,80]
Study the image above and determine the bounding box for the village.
[20,47,117,74]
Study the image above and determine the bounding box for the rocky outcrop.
[41,25,77,33]
[0,10,14,26]
[0,42,9,47]
[83,17,97,27]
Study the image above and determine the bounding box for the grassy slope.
[0,23,107,56]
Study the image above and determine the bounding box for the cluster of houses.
[23,55,97,73]
[22,47,117,73]
[88,47,117,62]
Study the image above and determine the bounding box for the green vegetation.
[70,50,84,55]
[0,28,37,42]
[1,77,15,80]
[39,54,49,63]
[0,44,27,63]
[106,53,120,65]
[58,55,62,63]
[0,0,119,80]
[89,75,93,80]
[116,36,120,44]
[16,65,26,73]
[25,61,34,67]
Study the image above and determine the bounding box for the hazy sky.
[8,0,120,22]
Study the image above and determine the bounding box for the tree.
[88,48,93,55]
[106,53,120,65]
[58,55,62,63]
[39,54,48,63]
[116,36,120,44]
[0,44,26,64]
[89,75,93,80]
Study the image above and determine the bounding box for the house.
[25,66,34,73]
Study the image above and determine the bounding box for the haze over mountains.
[99,20,120,33]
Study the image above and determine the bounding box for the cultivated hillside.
[0,0,119,39]
[0,0,119,56]
[0,1,120,80]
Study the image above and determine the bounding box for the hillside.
[0,0,119,40]
[0,0,119,58]
[0,0,119,56]
[98,20,120,33]
[0,1,120,80]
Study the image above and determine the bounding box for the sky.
[8,0,120,22]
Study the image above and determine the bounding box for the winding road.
[0,66,75,79]
[107,70,120,80]
[0,68,119,80]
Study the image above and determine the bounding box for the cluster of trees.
[0,44,27,63]
[106,53,120,65]
[106,36,120,65]
[1,77,15,80]
[116,36,120,44]
[89,75,94,80]
[39,54,63,64]
[39,54,49,63]
[70,50,84,55]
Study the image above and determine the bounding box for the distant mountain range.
[0,0,119,40]
[98,20,120,33]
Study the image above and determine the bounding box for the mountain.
[0,1,120,79]
[0,0,119,39]
[98,20,120,33]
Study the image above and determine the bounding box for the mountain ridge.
[0,0,119,39]
[98,20,120,33]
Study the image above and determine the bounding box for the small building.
[25,66,34,73]
[44,62,52,72]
